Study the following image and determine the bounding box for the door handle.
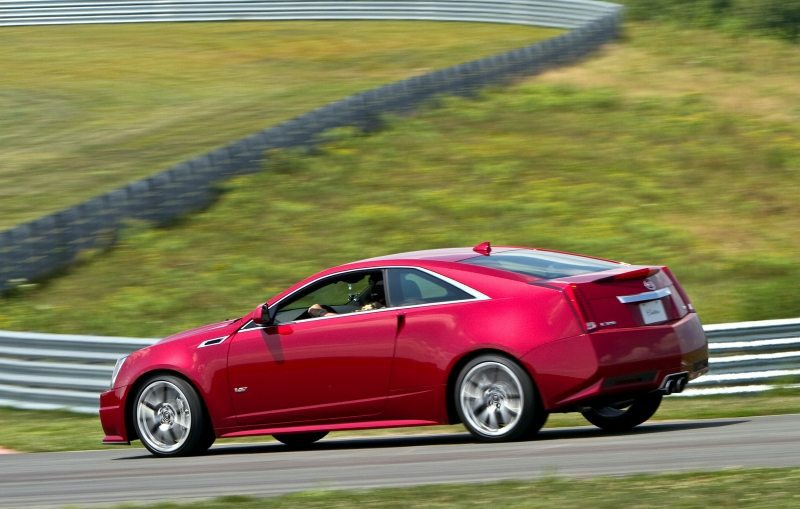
[396,313,406,336]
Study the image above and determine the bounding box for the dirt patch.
[0,446,18,454]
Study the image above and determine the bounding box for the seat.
[399,278,424,305]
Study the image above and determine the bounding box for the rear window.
[460,249,619,279]
[388,268,473,306]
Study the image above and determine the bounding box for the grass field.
[66,469,800,509]
[1,21,798,335]
[3,391,799,452]
[0,21,555,229]
[2,12,798,509]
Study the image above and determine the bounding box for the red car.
[100,243,708,457]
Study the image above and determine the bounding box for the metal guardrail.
[1,1,620,28]
[0,318,798,414]
[0,331,155,413]
[0,1,622,293]
[684,318,800,396]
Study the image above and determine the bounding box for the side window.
[388,268,474,307]
[287,279,363,310]
[274,270,384,323]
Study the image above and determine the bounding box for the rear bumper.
[525,313,708,411]
[100,386,130,444]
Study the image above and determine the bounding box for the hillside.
[0,21,797,336]
[0,20,554,229]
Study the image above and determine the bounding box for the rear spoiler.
[595,267,661,283]
[544,266,662,285]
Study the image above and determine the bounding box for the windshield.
[460,249,619,280]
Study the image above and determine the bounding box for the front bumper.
[100,386,130,444]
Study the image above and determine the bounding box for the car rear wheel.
[455,355,546,442]
[272,432,328,447]
[133,375,211,457]
[581,393,663,432]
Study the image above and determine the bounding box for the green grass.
[3,391,800,452]
[0,21,555,229]
[3,19,798,509]
[70,469,800,509]
[0,407,107,452]
[618,0,800,42]
[1,22,798,334]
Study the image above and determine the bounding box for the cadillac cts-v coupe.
[100,243,708,456]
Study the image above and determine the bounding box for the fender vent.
[198,336,228,348]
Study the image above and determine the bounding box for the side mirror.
[252,303,275,326]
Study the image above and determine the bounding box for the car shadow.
[114,419,748,460]
[539,419,748,440]
[115,418,748,460]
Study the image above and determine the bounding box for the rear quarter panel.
[387,277,581,421]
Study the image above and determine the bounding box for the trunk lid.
[550,266,692,331]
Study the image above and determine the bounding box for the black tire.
[454,354,547,442]
[132,374,212,457]
[581,393,663,432]
[199,425,217,452]
[272,431,328,447]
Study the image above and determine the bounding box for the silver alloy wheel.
[136,380,193,454]
[459,361,524,437]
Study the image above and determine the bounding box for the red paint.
[227,311,397,427]
[100,246,708,445]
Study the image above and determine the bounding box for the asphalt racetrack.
[2,414,800,508]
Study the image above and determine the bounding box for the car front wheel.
[133,375,211,457]
[581,392,663,432]
[455,355,546,442]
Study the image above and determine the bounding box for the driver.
[308,280,386,318]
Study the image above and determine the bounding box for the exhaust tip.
[659,372,690,395]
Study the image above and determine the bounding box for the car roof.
[357,246,520,264]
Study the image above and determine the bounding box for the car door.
[385,267,484,408]
[226,270,397,428]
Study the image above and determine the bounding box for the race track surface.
[2,414,800,508]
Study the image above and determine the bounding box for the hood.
[157,318,242,346]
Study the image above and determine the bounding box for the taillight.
[661,267,695,312]
[564,283,597,332]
